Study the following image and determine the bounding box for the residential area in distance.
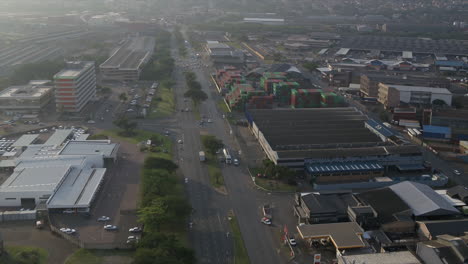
[0,0,467,264]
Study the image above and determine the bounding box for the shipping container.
[291,89,322,108]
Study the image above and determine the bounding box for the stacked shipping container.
[321,92,344,107]
[246,95,274,109]
[273,82,300,105]
[290,89,322,108]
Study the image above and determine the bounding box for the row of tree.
[135,156,195,264]
[140,30,174,81]
[184,71,208,104]
[174,27,187,57]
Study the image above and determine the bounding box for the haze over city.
[0,0,466,264]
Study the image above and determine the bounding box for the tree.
[303,62,318,72]
[113,116,137,136]
[201,136,224,154]
[184,89,208,104]
[144,157,178,171]
[138,198,168,232]
[432,99,447,106]
[119,92,128,102]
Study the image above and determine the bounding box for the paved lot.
[0,221,77,264]
[50,138,144,247]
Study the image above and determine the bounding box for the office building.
[0,80,53,115]
[54,61,96,113]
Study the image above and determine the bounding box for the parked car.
[129,227,142,233]
[178,139,183,144]
[60,228,76,234]
[233,159,239,166]
[97,216,110,222]
[104,225,118,230]
[63,209,74,214]
[261,217,272,225]
[454,169,462,176]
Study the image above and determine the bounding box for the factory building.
[0,130,119,211]
[100,36,155,81]
[378,84,452,108]
[54,61,96,113]
[205,42,244,65]
[0,80,54,115]
[246,108,425,185]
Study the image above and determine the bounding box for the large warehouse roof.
[389,181,460,216]
[0,166,71,193]
[247,108,381,149]
[44,129,73,146]
[59,140,119,158]
[12,134,39,147]
[47,167,106,209]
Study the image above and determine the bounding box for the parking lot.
[49,138,145,248]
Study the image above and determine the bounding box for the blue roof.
[435,61,465,67]
[306,161,383,174]
[366,119,394,137]
[423,125,451,135]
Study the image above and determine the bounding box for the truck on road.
[223,148,232,164]
[199,151,205,162]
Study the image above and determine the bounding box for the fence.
[0,210,36,222]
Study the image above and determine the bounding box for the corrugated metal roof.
[389,181,460,216]
[306,161,383,174]
[423,125,451,135]
[12,134,39,147]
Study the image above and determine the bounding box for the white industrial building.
[378,84,452,108]
[0,130,119,211]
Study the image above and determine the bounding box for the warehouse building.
[205,42,244,65]
[100,36,155,81]
[378,84,452,108]
[0,80,53,115]
[0,132,119,211]
[360,74,450,98]
[54,61,96,113]
[246,108,424,184]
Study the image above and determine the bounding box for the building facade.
[54,61,96,113]
[378,84,452,108]
[0,80,53,115]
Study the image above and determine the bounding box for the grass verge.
[193,103,201,120]
[96,130,172,160]
[217,100,230,113]
[0,245,48,264]
[64,249,133,264]
[228,215,251,264]
[249,168,297,192]
[149,81,175,119]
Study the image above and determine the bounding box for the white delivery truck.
[199,151,206,162]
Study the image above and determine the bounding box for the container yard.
[291,89,322,108]
[273,82,300,105]
[261,72,287,93]
[247,95,274,109]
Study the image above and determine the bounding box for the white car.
[127,109,134,112]
[63,209,74,214]
[233,159,239,166]
[87,120,96,124]
[97,216,110,222]
[207,119,212,123]
[454,169,462,175]
[104,225,118,231]
[178,139,183,144]
[184,177,189,184]
[60,228,76,234]
[129,227,142,233]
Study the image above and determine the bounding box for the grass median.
[228,215,251,264]
[149,81,175,119]
[200,134,224,188]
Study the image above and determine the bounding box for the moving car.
[129,227,142,233]
[233,159,239,166]
[104,225,118,231]
[60,228,76,234]
[261,217,272,225]
[178,139,183,144]
[97,216,110,222]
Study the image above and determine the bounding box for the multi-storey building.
[54,61,96,113]
[378,84,452,108]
